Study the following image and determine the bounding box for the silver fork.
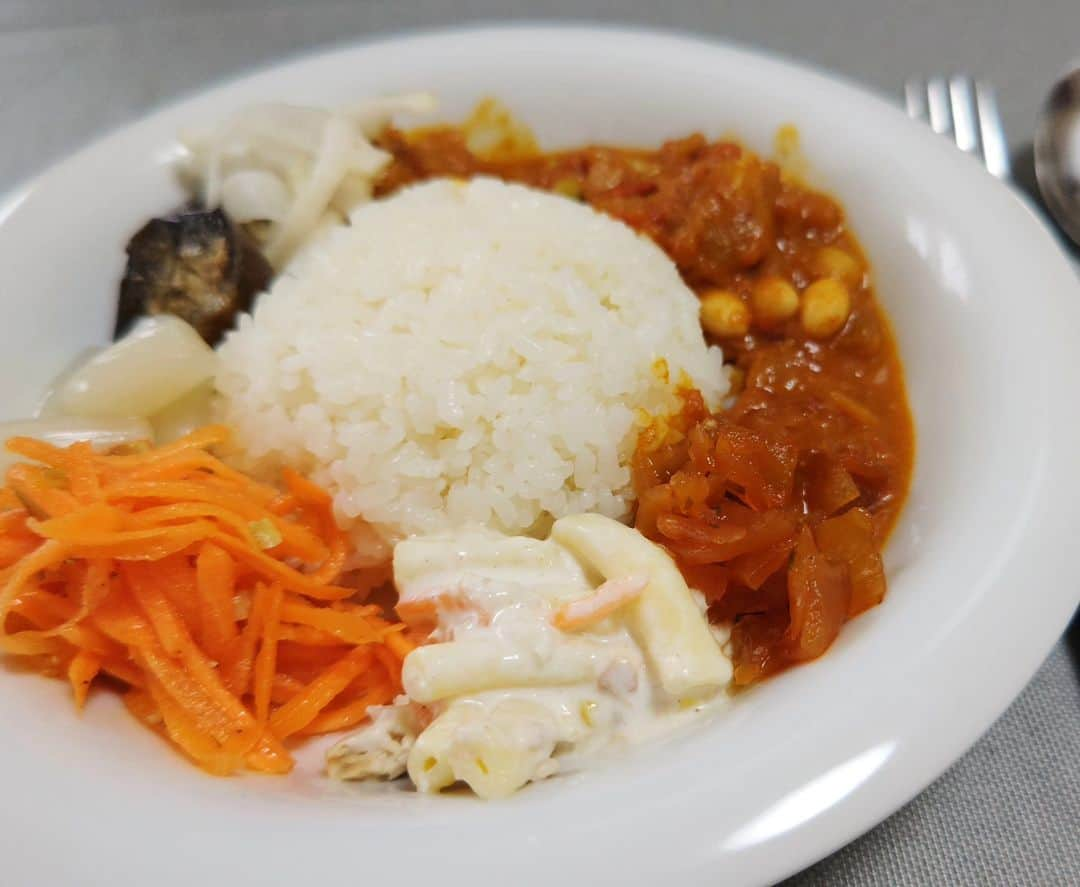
[904,75,1011,179]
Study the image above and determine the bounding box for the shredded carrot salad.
[0,425,408,776]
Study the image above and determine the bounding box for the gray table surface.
[1,1,1078,884]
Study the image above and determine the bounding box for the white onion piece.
[0,417,153,476]
[151,382,215,444]
[265,114,355,267]
[221,169,291,223]
[345,92,437,136]
[48,316,217,420]
[36,346,103,417]
[180,93,436,267]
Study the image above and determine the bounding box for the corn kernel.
[801,278,852,339]
[700,289,750,338]
[750,276,799,327]
[812,246,862,287]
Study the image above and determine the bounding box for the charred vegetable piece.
[116,209,272,344]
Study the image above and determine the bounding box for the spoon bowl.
[1034,67,1080,246]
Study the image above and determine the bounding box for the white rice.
[215,177,727,547]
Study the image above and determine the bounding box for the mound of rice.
[215,177,727,547]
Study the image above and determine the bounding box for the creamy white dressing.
[328,516,733,799]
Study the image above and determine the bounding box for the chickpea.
[700,289,750,338]
[751,277,799,327]
[801,278,852,339]
[812,246,862,288]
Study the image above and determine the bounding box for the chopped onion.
[221,169,291,223]
[265,113,355,267]
[345,92,438,137]
[179,93,436,268]
[0,416,153,475]
[36,346,103,417]
[248,518,283,550]
[42,316,217,421]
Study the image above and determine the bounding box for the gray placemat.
[1,2,1078,883]
[786,636,1080,886]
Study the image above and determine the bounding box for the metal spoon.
[1034,67,1080,247]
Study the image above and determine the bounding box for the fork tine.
[904,78,929,122]
[903,74,1012,180]
[948,75,979,154]
[926,77,953,136]
[974,80,1011,179]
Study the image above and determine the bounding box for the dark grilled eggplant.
[116,209,272,345]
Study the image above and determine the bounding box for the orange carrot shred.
[0,427,403,778]
[270,672,306,704]
[276,623,349,646]
[64,442,102,503]
[281,467,333,507]
[278,596,388,645]
[244,733,294,774]
[91,425,230,468]
[297,681,396,735]
[5,464,79,518]
[553,575,648,631]
[195,542,237,659]
[101,657,145,688]
[269,647,375,739]
[209,532,355,601]
[220,583,270,697]
[253,583,283,725]
[68,650,102,710]
[122,688,161,727]
[149,555,201,638]
[142,671,245,776]
[372,643,404,694]
[5,436,71,469]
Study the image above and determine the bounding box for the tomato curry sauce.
[377,122,915,686]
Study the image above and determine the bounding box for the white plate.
[1,24,1078,887]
